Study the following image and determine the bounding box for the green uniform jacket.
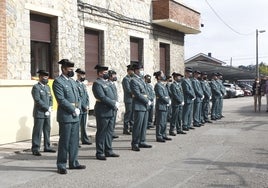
[210,80,222,99]
[154,82,170,111]
[52,75,80,123]
[166,82,172,97]
[146,83,155,103]
[32,82,53,118]
[122,75,132,103]
[182,78,196,103]
[200,80,212,100]
[192,78,204,102]
[170,81,184,106]
[76,81,89,114]
[130,75,149,112]
[92,78,117,117]
[109,81,118,101]
[217,80,226,96]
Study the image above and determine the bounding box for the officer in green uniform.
[216,72,226,119]
[108,70,119,139]
[53,59,86,175]
[75,68,92,145]
[31,70,55,156]
[169,72,186,136]
[144,74,155,129]
[182,67,196,131]
[92,65,120,160]
[122,65,134,135]
[166,75,173,122]
[210,73,222,120]
[200,72,212,123]
[130,62,152,151]
[192,70,204,127]
[154,71,172,142]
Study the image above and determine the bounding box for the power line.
[205,0,254,36]
[222,55,268,62]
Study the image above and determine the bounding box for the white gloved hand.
[148,100,152,106]
[45,111,50,116]
[48,106,52,112]
[181,102,185,106]
[115,102,120,108]
[192,97,196,101]
[75,108,80,116]
[209,96,212,100]
[201,95,204,100]
[168,99,171,106]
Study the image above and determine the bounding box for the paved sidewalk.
[0,97,268,188]
[0,118,97,159]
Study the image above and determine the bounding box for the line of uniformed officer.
[34,59,226,174]
[167,68,225,134]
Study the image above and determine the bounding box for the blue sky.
[183,0,268,66]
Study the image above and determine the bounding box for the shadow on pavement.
[252,148,268,156]
[236,104,268,117]
[0,164,56,173]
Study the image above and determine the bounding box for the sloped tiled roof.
[184,53,255,81]
[185,53,226,65]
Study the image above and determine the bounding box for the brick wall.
[153,0,200,31]
[169,0,200,29]
[152,0,170,19]
[0,0,7,79]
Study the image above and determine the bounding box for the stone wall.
[6,0,31,79]
[77,0,185,119]
[4,0,185,81]
[5,0,80,79]
[1,0,186,144]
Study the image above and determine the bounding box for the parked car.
[223,83,244,98]
[234,85,244,97]
[237,83,253,96]
[223,83,236,98]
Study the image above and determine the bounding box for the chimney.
[208,52,212,57]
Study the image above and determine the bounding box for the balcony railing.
[152,0,201,34]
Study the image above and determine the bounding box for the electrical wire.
[205,0,255,36]
[223,56,268,61]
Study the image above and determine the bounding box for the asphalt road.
[0,97,268,188]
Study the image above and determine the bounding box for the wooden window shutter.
[160,44,166,74]
[30,14,51,43]
[85,29,100,82]
[130,38,139,62]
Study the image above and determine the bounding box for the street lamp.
[256,29,266,78]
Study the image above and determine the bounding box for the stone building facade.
[0,0,200,144]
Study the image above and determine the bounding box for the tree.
[259,62,268,76]
[238,65,255,72]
